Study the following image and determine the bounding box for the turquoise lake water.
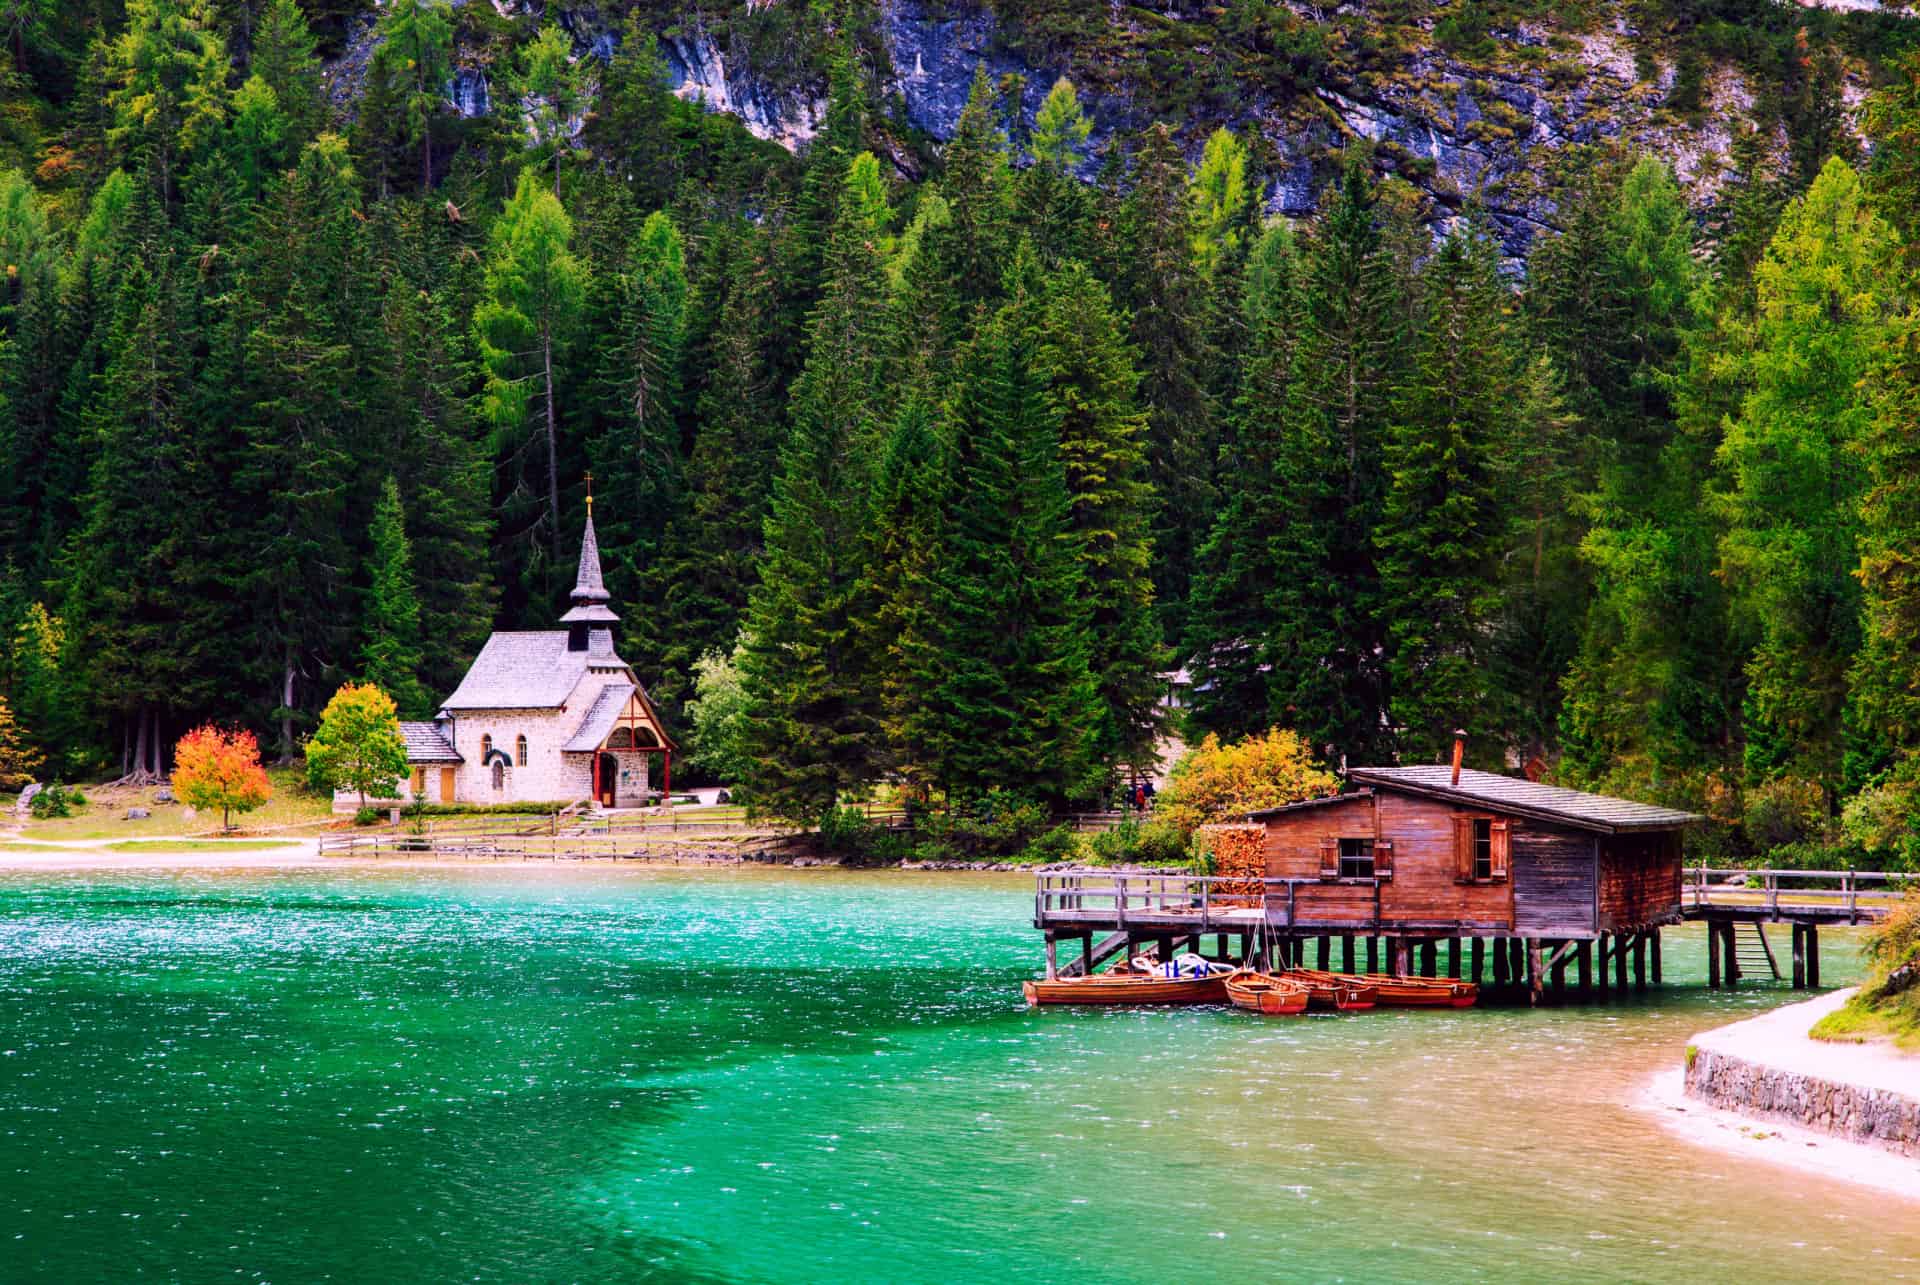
[0,864,1913,1282]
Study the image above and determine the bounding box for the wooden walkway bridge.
[1032,866,1909,1000]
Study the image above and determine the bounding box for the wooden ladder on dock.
[1734,921,1781,981]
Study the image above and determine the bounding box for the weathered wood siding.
[1599,830,1682,930]
[1511,822,1597,936]
[1262,797,1377,879]
[1259,793,1516,933]
[1373,792,1515,932]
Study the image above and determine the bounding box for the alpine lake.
[1,863,1915,1283]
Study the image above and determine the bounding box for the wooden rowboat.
[1022,969,1231,1006]
[1280,968,1378,1012]
[1225,970,1310,1016]
[1365,975,1479,1008]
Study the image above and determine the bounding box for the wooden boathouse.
[1035,753,1705,1003]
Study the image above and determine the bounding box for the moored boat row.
[1025,965,1478,1012]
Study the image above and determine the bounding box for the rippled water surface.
[0,865,1914,1282]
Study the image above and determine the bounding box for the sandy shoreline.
[1637,989,1920,1202]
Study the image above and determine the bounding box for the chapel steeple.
[560,477,619,652]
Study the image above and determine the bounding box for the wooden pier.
[1033,866,1906,1001]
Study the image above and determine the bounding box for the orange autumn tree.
[1158,728,1340,835]
[172,725,273,830]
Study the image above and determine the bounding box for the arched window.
[491,761,505,791]
[516,735,528,766]
[480,733,492,760]
[607,727,634,750]
[633,727,659,748]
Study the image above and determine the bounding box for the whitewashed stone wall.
[448,707,582,804]
[1685,1045,1920,1156]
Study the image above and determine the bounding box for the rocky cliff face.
[332,0,1902,259]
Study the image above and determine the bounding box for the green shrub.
[816,805,912,865]
[1084,818,1195,867]
[353,806,383,826]
[401,800,568,817]
[1013,825,1077,865]
[29,784,81,819]
[1435,0,1495,58]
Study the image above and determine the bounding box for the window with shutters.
[1454,815,1510,883]
[1339,837,1374,878]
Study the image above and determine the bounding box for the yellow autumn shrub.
[1158,729,1339,835]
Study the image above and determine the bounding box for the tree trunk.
[280,656,297,761]
[544,325,561,574]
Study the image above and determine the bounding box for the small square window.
[1473,818,1493,881]
[1339,837,1374,879]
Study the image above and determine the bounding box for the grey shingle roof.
[400,721,462,763]
[440,632,626,710]
[1244,791,1373,820]
[564,683,635,752]
[1345,765,1700,833]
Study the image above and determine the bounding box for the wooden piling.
[1550,940,1568,997]
[1528,940,1544,1006]
[1317,935,1331,970]
[1447,938,1462,980]
[1367,936,1379,974]
[1470,937,1485,984]
[1576,940,1592,998]
[1707,924,1720,989]
[1080,934,1093,977]
[1632,934,1646,992]
[1045,935,1058,980]
[1493,939,1510,987]
[1650,929,1661,986]
[1615,932,1630,992]
[1807,924,1820,988]
[1792,923,1805,989]
[1419,941,1436,978]
[1342,934,1356,974]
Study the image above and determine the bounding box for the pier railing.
[1035,871,1387,934]
[1682,866,1911,919]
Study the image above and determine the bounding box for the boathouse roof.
[399,721,462,763]
[1344,766,1701,834]
[1243,791,1374,819]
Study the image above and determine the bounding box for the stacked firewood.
[1203,824,1266,909]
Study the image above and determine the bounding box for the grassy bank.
[1811,892,1920,1050]
[16,768,335,841]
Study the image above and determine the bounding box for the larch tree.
[106,0,230,202]
[1714,156,1897,802]
[369,0,454,191]
[514,23,595,192]
[249,0,325,153]
[475,169,589,601]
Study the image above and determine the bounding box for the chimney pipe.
[1451,729,1467,787]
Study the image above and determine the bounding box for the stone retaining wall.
[1684,1046,1920,1157]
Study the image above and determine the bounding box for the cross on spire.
[584,470,594,517]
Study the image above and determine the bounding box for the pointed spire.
[561,486,619,635]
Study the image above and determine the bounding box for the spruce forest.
[4,0,1920,869]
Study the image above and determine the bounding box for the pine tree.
[250,0,325,151]
[359,476,428,718]
[655,225,780,713]
[909,304,1101,806]
[738,154,895,817]
[373,278,495,702]
[587,11,681,209]
[1375,221,1513,763]
[589,210,688,619]
[1015,76,1095,269]
[230,134,376,756]
[931,65,1014,323]
[1031,259,1163,774]
[1264,156,1408,764]
[1119,122,1215,644]
[1186,221,1301,740]
[514,22,595,192]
